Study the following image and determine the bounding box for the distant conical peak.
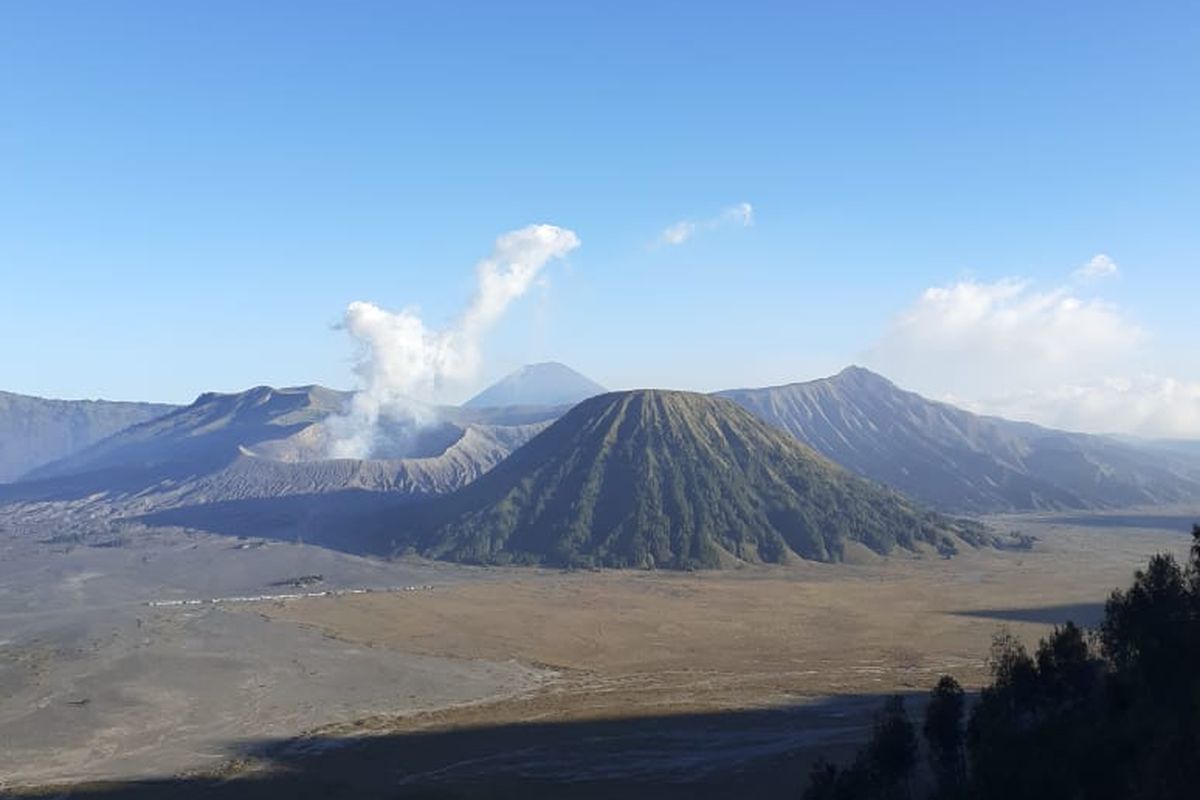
[463,362,606,409]
[521,361,570,371]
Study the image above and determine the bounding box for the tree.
[801,696,917,800]
[802,758,840,800]
[1190,524,1200,596]
[922,676,965,797]
[985,628,1038,712]
[1033,621,1094,708]
[865,695,918,799]
[802,522,1200,800]
[1094,524,1200,798]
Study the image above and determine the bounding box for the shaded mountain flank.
[719,367,1200,514]
[26,384,351,482]
[11,385,558,508]
[464,362,606,409]
[0,390,177,483]
[379,390,995,569]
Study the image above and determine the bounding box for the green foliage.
[408,391,985,570]
[922,676,965,797]
[803,695,917,800]
[803,523,1200,800]
[867,696,919,797]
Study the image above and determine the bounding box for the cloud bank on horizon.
[868,254,1200,438]
[323,223,580,459]
[658,202,754,246]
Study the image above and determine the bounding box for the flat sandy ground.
[2,509,1195,796]
[0,520,542,789]
[258,513,1196,732]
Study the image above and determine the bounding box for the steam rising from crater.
[323,224,581,459]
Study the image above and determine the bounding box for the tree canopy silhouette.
[804,523,1200,800]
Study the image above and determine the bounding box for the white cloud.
[870,278,1145,393]
[658,202,754,246]
[661,221,696,246]
[1074,253,1119,280]
[719,201,755,227]
[962,377,1200,439]
[866,270,1200,437]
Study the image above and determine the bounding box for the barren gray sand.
[0,507,1194,790]
[0,522,542,788]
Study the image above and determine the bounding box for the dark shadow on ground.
[133,491,423,556]
[953,602,1106,626]
[3,696,902,800]
[0,464,221,505]
[1042,513,1199,532]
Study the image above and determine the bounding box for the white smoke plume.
[324,224,581,459]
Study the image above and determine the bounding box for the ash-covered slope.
[464,362,606,409]
[13,384,553,509]
[0,391,176,483]
[163,421,549,506]
[719,367,1200,513]
[394,390,990,569]
[26,385,351,482]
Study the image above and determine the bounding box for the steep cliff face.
[0,390,176,482]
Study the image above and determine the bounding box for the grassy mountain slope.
[403,390,990,569]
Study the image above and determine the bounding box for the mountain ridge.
[718,367,1200,513]
[385,389,994,569]
[13,383,559,510]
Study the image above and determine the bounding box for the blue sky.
[2,2,1198,434]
